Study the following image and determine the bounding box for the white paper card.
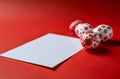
[0,33,83,68]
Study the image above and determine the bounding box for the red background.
[0,0,120,79]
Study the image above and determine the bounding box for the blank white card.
[0,33,83,68]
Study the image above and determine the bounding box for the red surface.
[0,0,120,79]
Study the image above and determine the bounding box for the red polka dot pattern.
[89,26,92,28]
[98,28,102,31]
[101,26,105,28]
[104,29,108,33]
[104,36,108,41]
[109,33,112,37]
[99,34,102,38]
[93,24,113,42]
[84,27,88,30]
[70,21,113,49]
[107,27,111,30]
[70,20,93,38]
[81,32,101,49]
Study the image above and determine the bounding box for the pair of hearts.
[69,20,113,49]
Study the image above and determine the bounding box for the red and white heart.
[81,31,101,49]
[69,20,93,40]
[93,24,113,42]
[69,20,113,49]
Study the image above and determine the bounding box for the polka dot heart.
[81,31,101,49]
[69,20,113,49]
[93,24,113,42]
[69,20,93,40]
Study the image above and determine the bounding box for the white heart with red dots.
[69,20,113,49]
[93,24,113,42]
